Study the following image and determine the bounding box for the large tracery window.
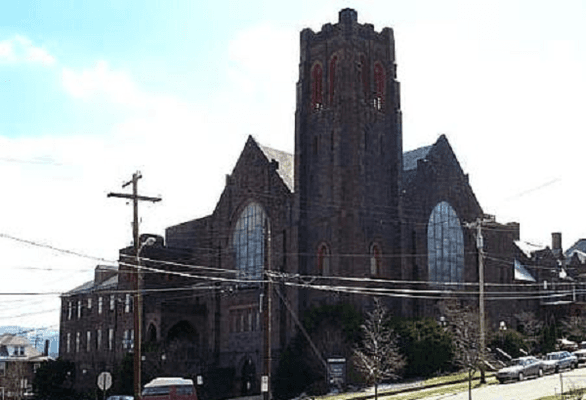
[233,202,267,281]
[427,201,464,284]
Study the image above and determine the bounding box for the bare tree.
[515,311,544,353]
[440,300,481,400]
[561,316,586,343]
[353,298,405,400]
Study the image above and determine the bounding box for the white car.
[573,341,586,365]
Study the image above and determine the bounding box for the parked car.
[557,338,578,351]
[496,356,544,383]
[142,377,197,400]
[107,396,134,400]
[543,351,578,373]
[573,341,586,365]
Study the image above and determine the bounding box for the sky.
[1,0,585,329]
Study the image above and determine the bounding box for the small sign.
[97,371,112,391]
[327,358,346,388]
[261,375,269,392]
[197,375,203,385]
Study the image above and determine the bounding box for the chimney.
[44,339,50,357]
[552,232,562,258]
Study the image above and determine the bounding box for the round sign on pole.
[97,371,113,391]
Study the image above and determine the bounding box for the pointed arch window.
[370,243,382,276]
[427,201,464,284]
[311,63,323,111]
[233,202,267,281]
[374,62,385,110]
[329,55,338,105]
[317,243,331,276]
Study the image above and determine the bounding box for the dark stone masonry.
[60,9,584,398]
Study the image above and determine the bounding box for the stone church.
[60,9,542,398]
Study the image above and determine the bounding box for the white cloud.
[62,61,145,107]
[0,35,55,66]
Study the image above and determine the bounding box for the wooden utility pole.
[108,171,161,400]
[465,215,493,385]
[263,220,272,400]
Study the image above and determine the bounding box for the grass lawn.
[316,371,498,400]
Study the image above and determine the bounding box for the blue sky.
[1,0,585,328]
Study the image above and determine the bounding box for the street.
[423,369,586,400]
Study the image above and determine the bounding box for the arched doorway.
[241,357,256,396]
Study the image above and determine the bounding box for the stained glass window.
[233,202,267,281]
[428,201,464,284]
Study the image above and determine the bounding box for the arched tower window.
[317,243,331,276]
[370,243,382,276]
[329,55,338,105]
[427,201,464,284]
[233,202,267,281]
[311,63,323,111]
[374,62,385,110]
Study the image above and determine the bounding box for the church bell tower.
[294,9,403,287]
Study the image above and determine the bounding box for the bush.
[393,318,454,378]
[489,330,528,358]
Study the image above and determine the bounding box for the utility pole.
[263,220,272,400]
[465,215,493,385]
[108,171,161,400]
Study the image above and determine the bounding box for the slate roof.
[258,143,294,192]
[403,145,432,171]
[565,239,586,258]
[63,272,118,296]
[514,259,537,282]
[0,333,44,360]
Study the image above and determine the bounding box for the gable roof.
[63,272,118,296]
[565,239,586,258]
[258,142,294,192]
[403,144,433,172]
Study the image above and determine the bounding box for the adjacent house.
[0,334,52,400]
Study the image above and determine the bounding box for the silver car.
[573,342,586,365]
[496,356,544,383]
[543,351,578,373]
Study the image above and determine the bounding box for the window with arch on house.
[427,201,464,285]
[311,63,323,111]
[370,243,382,276]
[373,62,385,110]
[317,243,331,276]
[233,202,267,282]
[329,55,338,105]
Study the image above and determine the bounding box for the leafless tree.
[561,316,586,343]
[440,299,481,400]
[515,311,543,353]
[353,298,405,400]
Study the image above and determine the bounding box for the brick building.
[60,9,570,398]
[0,334,51,399]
